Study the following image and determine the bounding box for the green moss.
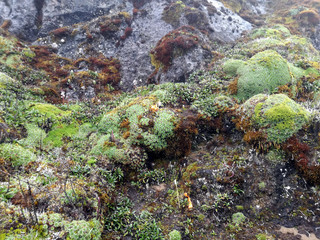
[246,38,285,53]
[236,50,293,100]
[246,94,309,143]
[232,212,246,225]
[250,25,291,40]
[65,219,103,240]
[154,110,175,139]
[169,230,181,240]
[162,2,185,27]
[223,59,245,77]
[288,63,306,80]
[28,103,71,121]
[44,123,79,147]
[192,95,234,117]
[0,72,15,88]
[0,143,36,167]
[98,113,121,134]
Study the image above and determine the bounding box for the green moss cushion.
[236,50,293,100]
[241,94,309,143]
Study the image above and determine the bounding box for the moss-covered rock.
[0,143,36,167]
[94,95,179,168]
[0,72,15,88]
[223,59,245,77]
[235,50,293,100]
[240,94,309,144]
[249,25,291,40]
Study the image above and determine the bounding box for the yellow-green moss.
[28,103,71,120]
[0,72,15,89]
[0,143,36,167]
[253,94,309,143]
[44,123,79,147]
[236,50,293,100]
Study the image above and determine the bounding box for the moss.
[232,212,246,225]
[162,2,185,27]
[0,72,15,88]
[44,123,79,147]
[242,94,309,144]
[236,50,293,100]
[249,25,291,39]
[28,103,71,121]
[192,95,234,118]
[0,143,36,167]
[150,26,199,71]
[154,109,175,140]
[169,230,181,240]
[65,219,103,240]
[223,59,245,77]
[98,113,121,134]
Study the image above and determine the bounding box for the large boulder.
[31,0,252,92]
[238,94,310,144]
[0,0,129,41]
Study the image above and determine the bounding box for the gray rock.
[32,0,253,94]
[0,0,38,39]
[0,0,130,41]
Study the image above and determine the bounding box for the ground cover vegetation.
[2,0,320,239]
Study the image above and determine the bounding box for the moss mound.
[240,94,309,144]
[0,143,36,167]
[236,50,293,100]
[94,95,178,168]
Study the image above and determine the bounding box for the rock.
[239,94,310,144]
[0,0,130,41]
[32,0,252,92]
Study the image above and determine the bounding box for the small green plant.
[168,230,181,240]
[232,212,246,225]
[132,211,164,240]
[0,185,18,202]
[65,219,103,240]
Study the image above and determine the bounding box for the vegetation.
[2,1,320,239]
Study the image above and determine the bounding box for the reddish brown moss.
[0,20,11,30]
[100,18,122,36]
[120,27,133,41]
[228,78,238,95]
[50,27,71,38]
[297,9,320,25]
[150,25,199,71]
[281,136,320,185]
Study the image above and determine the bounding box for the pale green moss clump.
[232,212,246,225]
[65,219,103,240]
[28,103,71,121]
[235,50,293,100]
[0,72,15,88]
[249,25,291,40]
[241,94,309,143]
[94,95,178,168]
[0,143,36,166]
[44,123,79,148]
[192,95,234,117]
[169,230,181,240]
[223,59,246,77]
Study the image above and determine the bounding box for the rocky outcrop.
[0,0,129,41]
[30,0,253,93]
